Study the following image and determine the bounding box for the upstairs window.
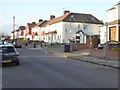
[84,25,88,30]
[78,24,80,29]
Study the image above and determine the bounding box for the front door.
[109,27,116,41]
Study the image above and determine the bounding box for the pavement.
[26,45,119,69]
[41,45,119,69]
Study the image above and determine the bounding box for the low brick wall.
[89,48,120,60]
[107,50,119,60]
[77,44,89,50]
[89,48,104,57]
[65,43,89,52]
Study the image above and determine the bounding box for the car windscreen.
[2,46,15,53]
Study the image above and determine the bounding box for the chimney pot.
[64,10,70,14]
[39,19,43,22]
[50,15,55,20]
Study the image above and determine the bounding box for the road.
[2,47,118,88]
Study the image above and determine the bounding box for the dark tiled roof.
[12,26,25,33]
[39,20,48,27]
[27,23,36,29]
[34,22,44,27]
[34,20,48,27]
[63,13,103,24]
[47,12,103,25]
[19,26,25,30]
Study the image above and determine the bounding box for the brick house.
[25,22,37,40]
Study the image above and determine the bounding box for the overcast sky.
[0,0,119,35]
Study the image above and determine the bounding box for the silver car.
[0,44,19,65]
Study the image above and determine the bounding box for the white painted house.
[100,2,120,44]
[11,26,24,40]
[32,20,48,41]
[11,29,19,39]
[41,11,103,44]
[17,26,26,39]
[32,21,43,41]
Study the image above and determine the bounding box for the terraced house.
[13,10,103,44]
[25,22,37,40]
[32,20,48,41]
[32,10,103,44]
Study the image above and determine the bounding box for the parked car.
[0,44,20,65]
[13,42,22,48]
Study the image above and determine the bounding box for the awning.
[50,31,57,34]
[76,30,85,35]
[45,31,57,35]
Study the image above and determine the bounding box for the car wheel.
[16,61,20,65]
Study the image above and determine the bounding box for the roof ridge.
[71,12,91,15]
[39,20,49,27]
[33,21,44,27]
[51,13,70,21]
[47,13,70,25]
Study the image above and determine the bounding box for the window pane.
[78,24,80,29]
[2,46,15,53]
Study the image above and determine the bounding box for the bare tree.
[0,32,10,40]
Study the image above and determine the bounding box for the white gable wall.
[62,22,101,43]
[32,27,40,41]
[107,8,117,22]
[44,22,63,43]
[63,22,84,43]
[84,24,100,35]
[107,4,120,22]
[100,26,106,44]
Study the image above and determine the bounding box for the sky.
[0,0,119,35]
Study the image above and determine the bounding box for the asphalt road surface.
[2,47,118,88]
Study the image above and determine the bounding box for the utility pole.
[13,16,15,41]
[104,22,108,59]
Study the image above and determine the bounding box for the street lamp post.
[69,15,74,43]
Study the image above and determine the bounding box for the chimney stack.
[39,19,43,22]
[50,15,55,20]
[64,10,70,14]
[32,22,36,24]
